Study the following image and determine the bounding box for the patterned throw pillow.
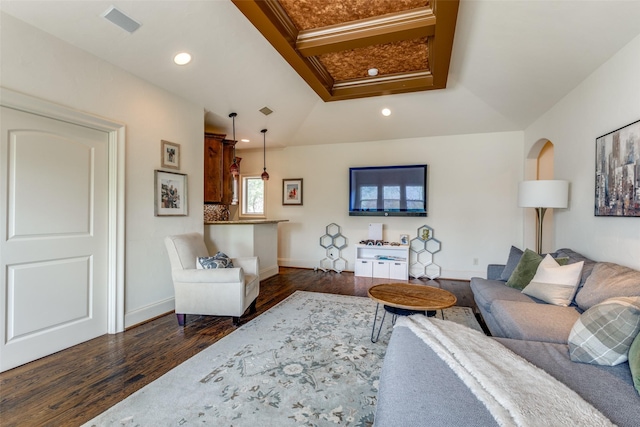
[196,252,234,269]
[568,297,640,366]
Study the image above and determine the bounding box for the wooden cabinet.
[204,133,236,204]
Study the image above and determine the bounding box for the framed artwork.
[595,119,640,217]
[400,234,409,245]
[283,178,303,205]
[155,170,188,216]
[161,140,180,170]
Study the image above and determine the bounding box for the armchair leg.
[176,313,186,326]
[232,316,240,326]
[249,298,258,314]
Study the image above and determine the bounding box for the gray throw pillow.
[196,252,234,269]
[569,297,640,366]
[575,262,640,311]
[499,246,524,281]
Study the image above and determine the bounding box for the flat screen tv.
[349,164,428,216]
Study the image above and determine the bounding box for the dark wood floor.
[0,268,477,427]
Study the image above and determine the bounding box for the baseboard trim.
[260,265,280,280]
[125,297,174,329]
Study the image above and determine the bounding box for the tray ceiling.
[232,0,459,101]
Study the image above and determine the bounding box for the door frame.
[1,87,125,334]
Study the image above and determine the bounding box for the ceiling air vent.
[103,6,141,34]
[259,107,273,116]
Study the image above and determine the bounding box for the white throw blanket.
[397,315,615,427]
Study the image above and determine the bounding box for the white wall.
[0,13,205,327]
[237,131,525,279]
[525,33,640,270]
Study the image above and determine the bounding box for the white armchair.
[164,232,260,326]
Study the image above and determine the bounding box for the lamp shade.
[518,180,569,208]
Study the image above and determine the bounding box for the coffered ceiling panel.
[232,0,458,101]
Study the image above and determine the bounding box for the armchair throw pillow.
[521,254,584,306]
[196,252,235,269]
[568,296,640,366]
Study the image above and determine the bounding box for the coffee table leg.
[371,303,387,343]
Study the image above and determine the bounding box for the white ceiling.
[2,0,640,150]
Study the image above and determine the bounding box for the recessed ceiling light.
[241,139,250,143]
[381,108,391,116]
[368,68,379,77]
[173,52,192,65]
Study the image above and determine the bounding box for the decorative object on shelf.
[228,112,239,205]
[204,204,229,221]
[400,234,409,245]
[315,223,348,273]
[161,140,180,170]
[595,119,640,217]
[518,180,569,254]
[282,178,303,205]
[260,128,269,181]
[155,170,188,216]
[409,225,441,279]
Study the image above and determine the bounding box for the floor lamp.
[518,180,569,254]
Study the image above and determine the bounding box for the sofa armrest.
[487,264,506,281]
[232,257,259,276]
[173,267,243,283]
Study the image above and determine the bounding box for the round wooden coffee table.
[368,283,457,342]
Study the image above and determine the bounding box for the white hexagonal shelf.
[333,235,347,250]
[327,247,339,260]
[333,258,347,273]
[416,225,433,241]
[319,258,333,271]
[409,264,426,279]
[417,251,433,265]
[425,263,441,279]
[425,238,441,254]
[320,234,333,249]
[326,223,341,237]
[410,238,426,253]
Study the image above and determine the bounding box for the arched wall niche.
[523,138,557,253]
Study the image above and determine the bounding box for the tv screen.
[349,164,428,216]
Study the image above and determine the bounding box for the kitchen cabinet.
[204,132,236,204]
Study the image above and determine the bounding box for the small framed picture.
[400,234,409,245]
[155,170,188,216]
[283,178,303,205]
[161,140,180,170]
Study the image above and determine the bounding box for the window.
[241,175,266,217]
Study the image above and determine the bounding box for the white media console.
[354,244,409,280]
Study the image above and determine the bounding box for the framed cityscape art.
[595,119,640,217]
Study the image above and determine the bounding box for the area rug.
[83,291,480,427]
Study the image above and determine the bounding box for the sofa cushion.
[575,262,640,311]
[629,332,640,394]
[491,300,580,343]
[569,297,640,366]
[521,254,584,306]
[499,245,524,281]
[496,338,640,427]
[470,278,535,314]
[554,248,598,291]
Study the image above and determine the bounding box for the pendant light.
[261,128,269,181]
[229,112,239,177]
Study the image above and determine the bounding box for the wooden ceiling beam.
[296,7,436,57]
[330,71,434,101]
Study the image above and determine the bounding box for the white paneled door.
[0,106,109,372]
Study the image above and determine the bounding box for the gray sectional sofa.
[375,248,640,426]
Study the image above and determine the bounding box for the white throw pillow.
[521,254,584,306]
